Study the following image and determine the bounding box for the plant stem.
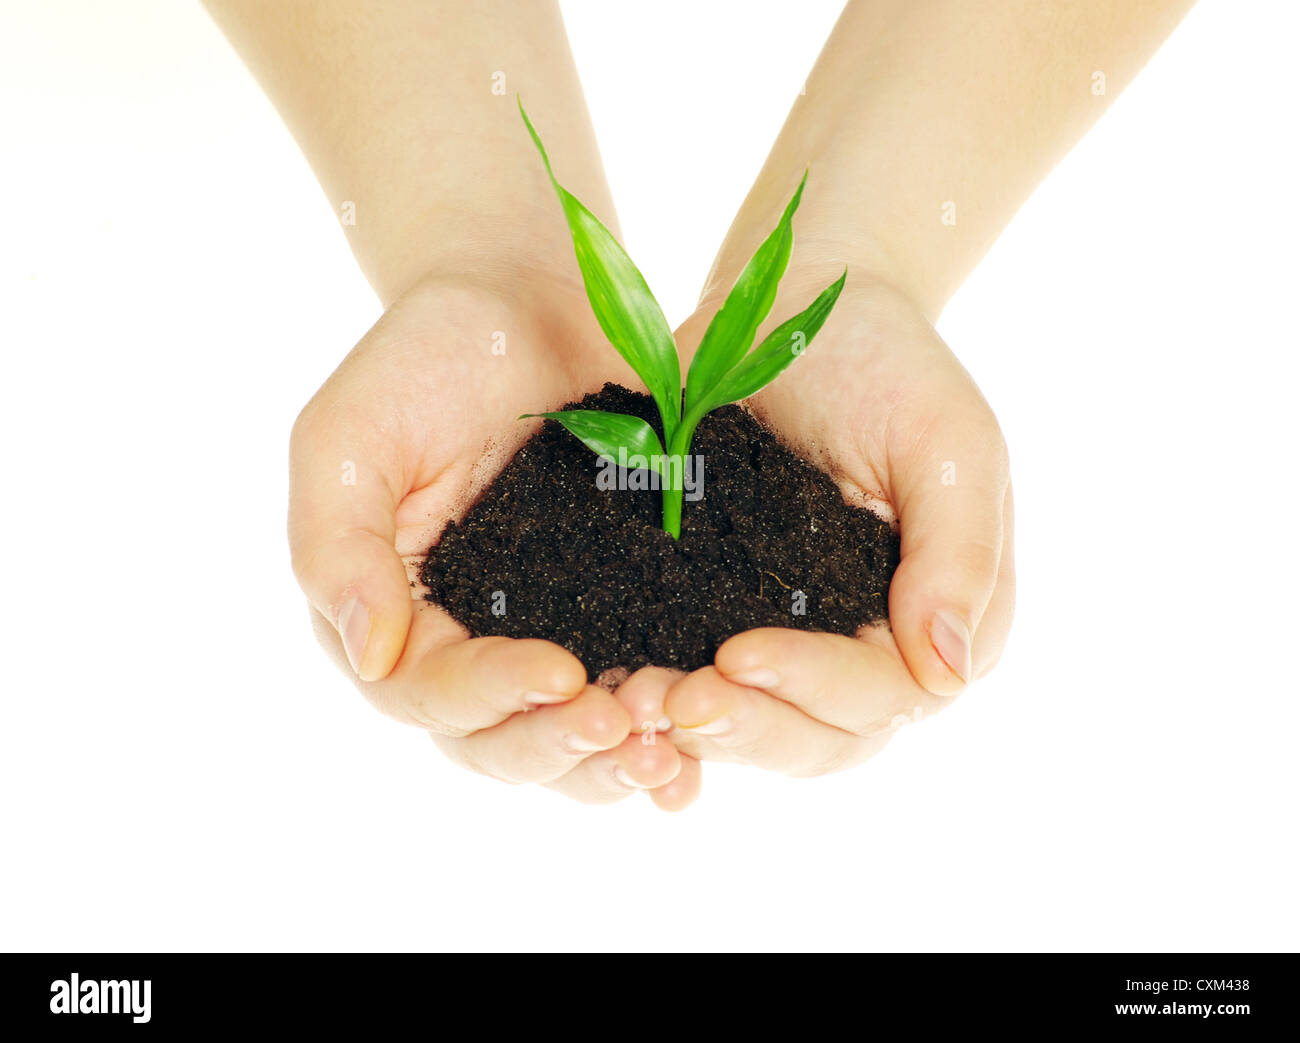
[660,417,700,538]
[662,477,683,539]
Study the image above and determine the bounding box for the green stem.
[660,417,700,539]
[662,478,683,540]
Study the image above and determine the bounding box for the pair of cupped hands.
[288,252,1014,810]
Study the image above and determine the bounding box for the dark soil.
[421,383,899,681]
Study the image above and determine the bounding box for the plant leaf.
[519,100,681,437]
[684,171,806,414]
[520,409,665,472]
[696,268,846,413]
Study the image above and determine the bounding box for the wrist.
[699,226,931,326]
[360,205,587,309]
[699,160,953,324]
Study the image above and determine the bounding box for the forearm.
[204,0,615,306]
[705,0,1194,321]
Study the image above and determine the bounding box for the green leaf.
[695,268,846,415]
[684,171,806,414]
[520,409,665,472]
[519,100,681,438]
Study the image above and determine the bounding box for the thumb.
[288,405,413,682]
[887,411,1009,696]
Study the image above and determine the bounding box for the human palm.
[650,272,1015,776]
[289,272,699,807]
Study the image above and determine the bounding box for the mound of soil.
[421,383,899,680]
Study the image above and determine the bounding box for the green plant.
[518,100,846,538]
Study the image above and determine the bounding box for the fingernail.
[726,668,779,689]
[338,597,370,676]
[929,609,972,685]
[525,691,571,706]
[614,766,649,789]
[563,734,606,754]
[684,714,734,736]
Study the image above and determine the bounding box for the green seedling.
[518,100,846,538]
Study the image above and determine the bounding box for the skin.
[290,269,700,807]
[645,0,1192,775]
[650,269,1014,773]
[207,0,1193,804]
[207,0,698,806]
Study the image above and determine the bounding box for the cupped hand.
[652,268,1015,776]
[288,269,701,808]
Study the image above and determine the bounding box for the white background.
[2,1,1297,952]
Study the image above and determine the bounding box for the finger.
[711,628,943,734]
[433,685,630,784]
[312,608,588,734]
[648,754,702,811]
[666,666,890,776]
[614,666,681,738]
[975,483,1016,677]
[887,405,1010,696]
[608,666,702,809]
[543,733,684,804]
[289,396,412,682]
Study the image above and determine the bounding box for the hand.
[288,268,701,808]
[655,268,1015,776]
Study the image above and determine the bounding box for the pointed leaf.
[519,100,681,437]
[697,269,846,414]
[520,409,665,472]
[684,172,806,413]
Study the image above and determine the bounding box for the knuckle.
[453,740,518,784]
[289,539,328,594]
[713,728,759,760]
[953,538,1002,584]
[408,697,473,738]
[789,739,860,778]
[965,416,1010,479]
[507,741,565,784]
[289,395,324,455]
